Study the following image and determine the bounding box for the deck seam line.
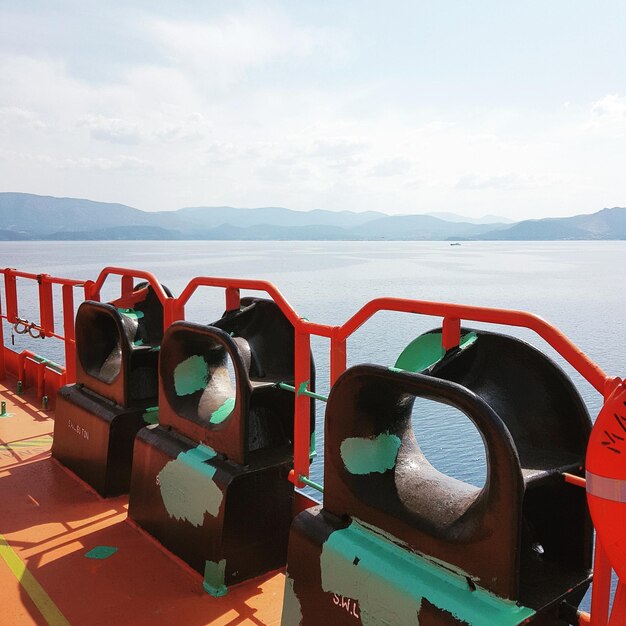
[0,532,71,626]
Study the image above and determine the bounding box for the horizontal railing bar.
[335,297,608,394]
[0,268,84,287]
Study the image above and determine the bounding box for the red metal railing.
[86,266,172,305]
[0,265,622,623]
[0,268,86,384]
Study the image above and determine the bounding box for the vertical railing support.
[84,280,98,302]
[4,268,18,323]
[330,334,347,385]
[62,284,76,383]
[292,328,311,487]
[608,582,626,625]
[225,287,241,312]
[590,528,612,626]
[38,274,55,337]
[442,316,461,351]
[0,292,5,380]
[164,298,184,332]
[36,360,46,399]
[121,274,134,298]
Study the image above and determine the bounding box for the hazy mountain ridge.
[1,193,625,240]
[472,207,626,240]
[425,211,515,224]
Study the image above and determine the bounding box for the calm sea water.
[2,240,625,491]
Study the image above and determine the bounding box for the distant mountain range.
[1,192,626,241]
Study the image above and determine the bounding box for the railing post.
[38,274,55,337]
[62,284,76,383]
[36,360,45,399]
[442,316,461,351]
[590,537,611,626]
[121,274,134,297]
[608,581,626,625]
[293,328,311,487]
[4,268,18,323]
[163,298,184,332]
[84,280,98,302]
[330,333,347,385]
[225,287,240,312]
[0,291,5,380]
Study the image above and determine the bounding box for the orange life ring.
[586,380,626,579]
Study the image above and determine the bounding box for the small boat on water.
[0,264,623,625]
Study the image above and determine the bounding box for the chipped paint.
[117,308,144,320]
[281,573,303,625]
[394,331,478,373]
[203,559,227,597]
[210,397,235,424]
[142,407,159,425]
[157,444,223,526]
[320,521,534,626]
[340,432,401,475]
[174,355,209,396]
[84,546,118,560]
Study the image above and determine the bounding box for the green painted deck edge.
[320,521,535,626]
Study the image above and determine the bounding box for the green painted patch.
[174,355,209,396]
[157,444,222,526]
[310,431,317,458]
[340,432,401,475]
[320,521,534,626]
[394,331,478,373]
[203,559,227,597]
[210,397,235,424]
[84,546,118,560]
[142,406,159,425]
[117,308,144,320]
[282,573,303,625]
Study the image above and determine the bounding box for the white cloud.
[78,114,142,144]
[0,106,46,130]
[368,157,412,177]
[60,155,152,173]
[147,10,342,89]
[590,94,626,123]
[0,149,151,173]
[77,111,211,145]
[584,95,626,135]
[455,173,538,191]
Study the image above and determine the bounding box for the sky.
[1,1,626,219]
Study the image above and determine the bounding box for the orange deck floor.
[0,379,285,626]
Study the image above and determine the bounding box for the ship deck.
[0,377,285,626]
